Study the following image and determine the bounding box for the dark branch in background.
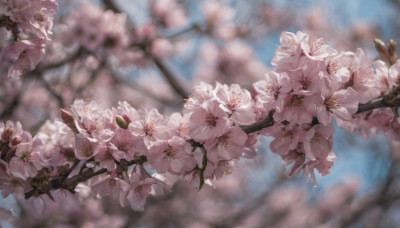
[153,58,189,99]
[0,49,84,120]
[102,0,190,101]
[38,77,65,107]
[110,70,182,107]
[73,60,107,99]
[28,48,85,107]
[103,0,122,14]
[0,92,21,120]
[166,23,206,39]
[33,48,83,74]
[339,151,400,227]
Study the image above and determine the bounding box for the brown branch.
[33,48,83,74]
[241,89,400,135]
[102,0,122,14]
[357,88,400,114]
[240,110,275,134]
[110,70,181,107]
[24,156,147,199]
[0,92,20,120]
[153,57,189,99]
[166,24,206,39]
[38,76,65,107]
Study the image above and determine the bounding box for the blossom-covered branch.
[2,0,400,216]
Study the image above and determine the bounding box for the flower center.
[325,96,339,110]
[206,113,218,127]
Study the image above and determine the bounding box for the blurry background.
[1,0,400,227]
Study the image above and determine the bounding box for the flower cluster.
[1,30,400,212]
[58,2,174,68]
[58,2,129,55]
[253,31,400,184]
[0,0,58,77]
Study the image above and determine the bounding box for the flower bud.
[374,38,391,63]
[60,109,79,134]
[11,136,22,146]
[116,115,129,129]
[123,114,132,125]
[1,127,13,143]
[388,39,398,64]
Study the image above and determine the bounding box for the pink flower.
[107,128,137,161]
[3,0,58,39]
[389,59,400,89]
[129,108,168,148]
[167,112,191,140]
[124,166,157,211]
[91,176,130,207]
[253,71,292,113]
[351,48,380,103]
[74,134,97,160]
[316,87,360,126]
[215,83,255,125]
[282,145,306,177]
[374,60,392,94]
[184,82,214,111]
[71,100,115,143]
[94,145,117,171]
[147,136,196,175]
[203,1,234,27]
[204,126,248,162]
[299,33,336,61]
[289,60,323,96]
[189,99,229,142]
[271,31,306,69]
[303,124,334,160]
[324,51,355,91]
[204,159,236,180]
[264,123,300,156]
[0,160,29,198]
[1,120,32,145]
[30,133,66,168]
[9,137,43,179]
[303,152,337,187]
[274,93,314,124]
[149,0,188,28]
[2,39,45,78]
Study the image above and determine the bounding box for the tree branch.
[241,90,400,135]
[240,110,275,134]
[24,156,147,199]
[153,57,189,99]
[357,88,400,114]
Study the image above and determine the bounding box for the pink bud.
[60,109,79,134]
[11,136,22,146]
[374,38,391,63]
[122,114,132,125]
[1,127,13,143]
[388,39,398,64]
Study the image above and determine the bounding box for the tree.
[1,0,400,227]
